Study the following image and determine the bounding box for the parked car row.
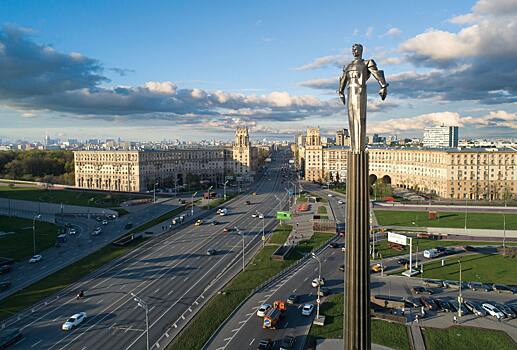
[423,279,516,294]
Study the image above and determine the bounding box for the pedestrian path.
[409,324,426,350]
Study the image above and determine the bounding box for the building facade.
[422,125,459,148]
[74,129,258,192]
[301,128,517,200]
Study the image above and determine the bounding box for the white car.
[256,304,271,317]
[62,312,86,331]
[29,254,42,263]
[258,214,264,219]
[251,213,258,218]
[69,228,77,235]
[102,220,108,225]
[301,304,314,316]
[327,194,333,197]
[311,278,325,288]
[482,303,504,319]
[338,200,344,204]
[92,227,102,236]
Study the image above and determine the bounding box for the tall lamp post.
[457,260,463,318]
[311,252,322,320]
[191,191,198,216]
[32,214,41,256]
[257,211,266,246]
[235,227,245,272]
[223,180,229,201]
[464,197,468,231]
[153,182,159,203]
[131,293,149,350]
[206,185,214,209]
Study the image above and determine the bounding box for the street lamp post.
[457,260,463,318]
[235,227,245,272]
[131,293,149,350]
[257,211,265,247]
[503,200,507,253]
[191,191,198,216]
[464,197,468,231]
[207,185,214,209]
[32,214,41,256]
[311,252,322,320]
[153,182,159,203]
[223,180,229,201]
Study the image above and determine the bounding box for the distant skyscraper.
[335,128,350,146]
[423,125,459,148]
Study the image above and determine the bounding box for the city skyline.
[1,0,516,141]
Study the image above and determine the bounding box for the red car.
[223,227,233,233]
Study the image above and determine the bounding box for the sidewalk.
[409,324,426,350]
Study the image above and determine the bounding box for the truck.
[336,222,345,236]
[203,192,216,199]
[423,249,440,259]
[262,300,286,329]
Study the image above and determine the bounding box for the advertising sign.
[387,232,407,246]
[276,211,292,220]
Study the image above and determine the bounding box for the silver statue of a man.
[338,43,389,152]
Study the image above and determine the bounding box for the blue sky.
[0,0,516,142]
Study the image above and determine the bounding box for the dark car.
[420,297,438,310]
[339,264,345,272]
[423,279,444,288]
[286,294,298,304]
[493,284,515,294]
[207,249,217,256]
[330,242,339,248]
[0,281,11,292]
[279,335,295,350]
[318,287,331,297]
[412,286,433,295]
[211,221,219,226]
[494,303,516,319]
[463,245,477,252]
[468,282,492,292]
[246,200,251,205]
[0,265,10,275]
[465,300,486,317]
[257,339,273,350]
[397,258,409,265]
[436,299,454,312]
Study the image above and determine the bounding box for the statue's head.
[352,43,363,59]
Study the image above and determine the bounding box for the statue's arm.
[338,70,348,105]
[367,59,389,100]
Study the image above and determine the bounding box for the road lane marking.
[238,320,246,324]
[31,340,42,348]
[167,290,174,296]
[154,288,160,294]
[231,328,239,332]
[249,338,255,346]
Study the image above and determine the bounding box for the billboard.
[387,232,407,246]
[276,211,292,220]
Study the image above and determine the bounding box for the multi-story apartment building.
[301,128,517,200]
[422,125,459,148]
[74,129,258,192]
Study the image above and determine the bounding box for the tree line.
[0,150,75,185]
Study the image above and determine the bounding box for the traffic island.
[313,315,326,326]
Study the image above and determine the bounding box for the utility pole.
[206,185,213,209]
[457,260,463,318]
[223,180,229,200]
[153,182,159,203]
[311,253,322,320]
[191,191,197,216]
[131,293,149,350]
[235,227,245,272]
[32,214,41,256]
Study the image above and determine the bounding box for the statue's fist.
[379,87,388,101]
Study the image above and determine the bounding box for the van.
[423,249,439,259]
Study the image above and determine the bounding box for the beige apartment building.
[74,129,259,192]
[300,128,517,200]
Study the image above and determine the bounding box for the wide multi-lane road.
[4,154,290,350]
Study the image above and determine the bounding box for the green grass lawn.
[268,225,292,244]
[206,193,237,209]
[420,253,517,285]
[375,210,516,230]
[0,237,146,321]
[308,293,410,350]
[374,239,517,259]
[168,232,333,350]
[423,326,516,350]
[0,216,59,260]
[126,206,186,235]
[317,206,328,214]
[0,185,150,207]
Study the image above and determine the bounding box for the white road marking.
[31,340,42,348]
[249,338,255,346]
[238,320,246,324]
[167,290,174,296]
[154,288,160,294]
[231,328,239,332]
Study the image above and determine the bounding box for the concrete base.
[402,269,420,277]
[313,315,326,326]
[344,151,371,350]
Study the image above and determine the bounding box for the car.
[435,299,454,312]
[420,297,438,310]
[256,304,271,317]
[338,200,344,204]
[301,303,314,316]
[493,284,514,294]
[279,335,295,350]
[467,282,492,292]
[507,304,517,315]
[223,227,233,233]
[318,286,331,297]
[463,245,477,252]
[339,264,345,272]
[443,280,461,289]
[482,303,504,319]
[0,281,11,292]
[195,220,203,226]
[61,312,86,331]
[327,194,333,197]
[397,258,409,265]
[258,213,264,219]
[330,242,339,248]
[251,213,258,218]
[108,214,117,220]
[252,192,257,195]
[312,277,325,288]
[92,227,102,236]
[423,279,444,288]
[286,294,298,304]
[493,303,516,319]
[206,249,216,256]
[219,209,228,216]
[102,220,108,225]
[412,286,433,295]
[211,221,219,226]
[257,339,274,350]
[29,254,42,263]
[465,300,486,317]
[371,263,382,273]
[450,300,469,315]
[245,200,251,205]
[69,228,77,235]
[95,217,102,222]
[0,265,10,275]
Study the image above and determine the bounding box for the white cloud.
[294,54,346,71]
[365,27,374,38]
[144,81,177,94]
[380,27,402,37]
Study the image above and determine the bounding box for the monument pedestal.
[344,151,371,350]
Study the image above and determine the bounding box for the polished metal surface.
[338,44,389,153]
